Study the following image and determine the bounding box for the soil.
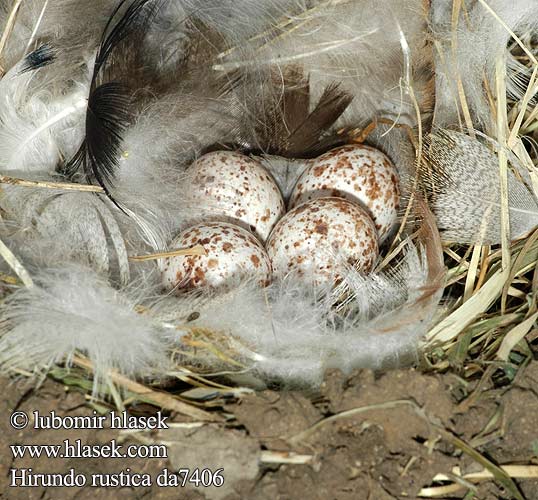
[1,363,538,500]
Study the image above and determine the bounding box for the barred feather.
[419,129,538,244]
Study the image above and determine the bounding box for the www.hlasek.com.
[11,438,167,460]
[8,410,225,489]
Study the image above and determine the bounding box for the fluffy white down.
[0,265,168,393]
[0,53,88,174]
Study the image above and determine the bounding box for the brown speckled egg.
[162,222,271,292]
[266,197,379,286]
[289,144,400,242]
[187,151,285,242]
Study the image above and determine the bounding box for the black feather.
[93,0,163,79]
[64,0,164,195]
[19,44,56,74]
[82,83,131,190]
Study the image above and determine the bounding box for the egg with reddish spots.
[161,222,271,293]
[289,144,400,242]
[186,151,285,242]
[266,197,379,286]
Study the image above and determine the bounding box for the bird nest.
[0,0,537,433]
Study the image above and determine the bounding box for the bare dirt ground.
[2,362,538,499]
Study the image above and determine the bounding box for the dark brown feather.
[247,66,353,158]
[286,82,353,157]
[280,66,310,135]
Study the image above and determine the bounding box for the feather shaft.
[0,236,33,288]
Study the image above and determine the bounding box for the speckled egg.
[266,197,379,286]
[162,222,271,292]
[289,144,400,242]
[186,151,285,242]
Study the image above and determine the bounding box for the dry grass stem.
[73,356,222,422]
[129,246,207,262]
[0,175,105,193]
